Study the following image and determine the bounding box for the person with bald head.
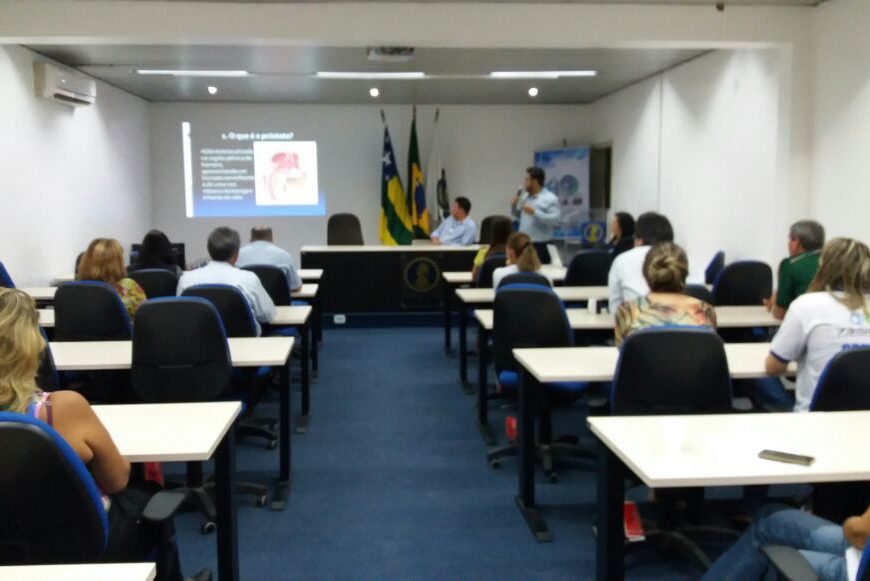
[236,225,303,292]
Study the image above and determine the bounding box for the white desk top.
[302,244,481,253]
[443,265,567,285]
[588,411,870,488]
[50,336,293,371]
[513,342,794,383]
[95,402,242,463]
[456,286,609,304]
[474,306,779,331]
[293,283,318,299]
[20,287,56,301]
[0,562,156,581]
[443,271,474,284]
[271,305,312,325]
[50,273,76,286]
[297,268,323,280]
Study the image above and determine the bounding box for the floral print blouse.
[615,295,717,346]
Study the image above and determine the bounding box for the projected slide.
[182,122,324,218]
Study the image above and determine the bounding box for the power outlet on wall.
[333,314,346,325]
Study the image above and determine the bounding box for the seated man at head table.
[235,225,303,293]
[764,219,825,321]
[177,226,276,336]
[607,211,675,313]
[430,196,477,246]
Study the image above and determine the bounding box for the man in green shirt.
[766,220,825,320]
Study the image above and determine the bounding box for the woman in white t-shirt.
[492,232,550,289]
[767,238,870,412]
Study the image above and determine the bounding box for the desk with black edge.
[50,337,296,511]
[510,343,797,543]
[300,245,479,314]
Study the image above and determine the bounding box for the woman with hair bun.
[614,242,716,345]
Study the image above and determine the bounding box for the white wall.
[150,104,590,262]
[810,0,870,243]
[592,49,785,279]
[0,45,152,286]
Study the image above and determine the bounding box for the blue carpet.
[170,327,713,579]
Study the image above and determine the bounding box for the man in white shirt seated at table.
[177,226,276,335]
[235,225,303,293]
[607,212,675,312]
[430,197,477,246]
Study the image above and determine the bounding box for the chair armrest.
[761,544,820,581]
[142,489,189,523]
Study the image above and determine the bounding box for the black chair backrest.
[53,282,133,341]
[0,261,14,288]
[181,284,258,337]
[532,242,552,265]
[565,249,612,286]
[498,272,552,289]
[476,254,507,288]
[477,215,511,244]
[127,268,178,299]
[132,298,233,402]
[684,284,715,304]
[242,265,291,306]
[0,412,107,565]
[492,285,572,375]
[327,213,364,245]
[705,251,726,285]
[612,328,733,415]
[811,347,870,411]
[36,328,60,392]
[711,261,773,306]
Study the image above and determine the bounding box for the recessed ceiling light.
[207,86,218,95]
[528,87,539,97]
[316,72,425,80]
[369,87,380,98]
[490,71,597,79]
[135,69,249,77]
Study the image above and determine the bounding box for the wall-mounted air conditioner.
[33,62,96,107]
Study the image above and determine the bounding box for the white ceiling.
[27,45,710,104]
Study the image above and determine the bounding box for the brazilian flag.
[407,112,430,238]
[379,125,413,245]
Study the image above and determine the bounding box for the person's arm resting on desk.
[766,301,806,375]
[430,220,446,245]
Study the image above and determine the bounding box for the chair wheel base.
[256,494,269,507]
[201,521,216,534]
[489,459,501,469]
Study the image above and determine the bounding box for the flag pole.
[380,109,386,125]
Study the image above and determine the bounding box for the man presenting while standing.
[510,166,561,242]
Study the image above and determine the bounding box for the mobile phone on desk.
[759,449,815,466]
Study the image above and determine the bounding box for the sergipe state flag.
[379,124,414,245]
[407,110,430,237]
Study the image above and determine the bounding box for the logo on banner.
[582,222,605,243]
[403,257,440,293]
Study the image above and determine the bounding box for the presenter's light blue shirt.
[236,240,303,291]
[176,260,277,335]
[431,215,478,246]
[512,188,561,242]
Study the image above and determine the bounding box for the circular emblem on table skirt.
[403,257,440,293]
[583,222,604,244]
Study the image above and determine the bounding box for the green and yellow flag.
[407,108,430,238]
[379,118,413,245]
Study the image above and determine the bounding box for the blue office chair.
[684,284,715,304]
[711,260,773,307]
[497,271,552,289]
[327,213,364,245]
[564,249,611,287]
[808,347,870,524]
[763,538,870,581]
[242,265,292,306]
[132,298,269,532]
[705,251,726,285]
[0,412,190,579]
[128,268,179,299]
[486,283,594,481]
[476,254,506,288]
[36,327,60,392]
[0,261,15,288]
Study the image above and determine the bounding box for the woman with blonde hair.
[615,242,716,345]
[767,237,870,412]
[491,231,547,289]
[77,238,146,318]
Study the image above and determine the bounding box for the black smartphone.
[759,449,815,466]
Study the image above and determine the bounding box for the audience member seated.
[702,503,870,580]
[471,216,512,283]
[130,229,182,276]
[608,211,635,257]
[235,226,303,292]
[608,212,674,312]
[614,242,716,346]
[177,227,276,335]
[492,232,550,289]
[765,219,825,320]
[430,196,477,246]
[77,238,146,319]
[0,288,206,580]
[766,237,870,412]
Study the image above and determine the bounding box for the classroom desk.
[0,563,156,581]
[510,343,796,542]
[300,244,479,313]
[293,283,323,352]
[51,337,296,512]
[96,402,241,581]
[588,411,870,581]
[20,287,56,301]
[267,306,314,433]
[297,268,323,281]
